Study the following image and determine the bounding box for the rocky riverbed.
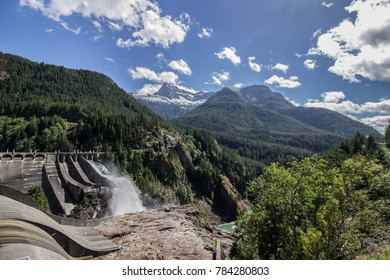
[94,201,235,260]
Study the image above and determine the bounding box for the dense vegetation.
[27,184,50,212]
[231,130,390,260]
[0,53,259,217]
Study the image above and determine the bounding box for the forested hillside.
[232,129,390,260]
[173,88,348,164]
[0,53,260,217]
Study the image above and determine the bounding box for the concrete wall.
[78,156,108,185]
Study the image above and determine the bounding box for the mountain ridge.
[133,82,214,119]
[172,86,380,164]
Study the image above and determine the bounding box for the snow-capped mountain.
[133,83,214,119]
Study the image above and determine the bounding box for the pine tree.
[385,121,390,148]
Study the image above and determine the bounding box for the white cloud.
[248,57,261,72]
[108,21,122,31]
[104,57,114,63]
[44,28,54,33]
[156,53,165,61]
[198,27,213,39]
[285,97,301,107]
[91,34,103,41]
[321,91,345,103]
[264,75,301,88]
[304,59,317,70]
[272,63,289,73]
[135,83,162,96]
[305,92,390,114]
[321,2,334,8]
[215,47,241,65]
[305,91,390,133]
[360,115,390,134]
[233,83,244,89]
[168,59,192,75]
[128,67,179,84]
[310,0,390,82]
[176,84,197,94]
[312,28,322,39]
[360,98,390,114]
[305,99,361,113]
[20,0,190,48]
[92,20,103,32]
[60,21,81,34]
[211,71,230,86]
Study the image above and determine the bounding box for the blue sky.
[0,0,389,133]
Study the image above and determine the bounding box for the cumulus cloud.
[168,59,192,75]
[104,57,114,63]
[264,75,301,88]
[128,67,179,84]
[321,91,345,103]
[296,91,390,116]
[176,84,197,94]
[135,83,162,96]
[285,97,301,107]
[19,0,190,48]
[198,27,213,39]
[309,0,390,82]
[215,47,241,65]
[360,98,390,114]
[248,57,261,72]
[321,2,334,8]
[233,83,244,89]
[272,63,289,73]
[304,59,317,70]
[305,99,360,113]
[45,28,54,33]
[210,71,230,86]
[360,116,390,134]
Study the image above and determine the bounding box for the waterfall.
[90,161,145,216]
[106,176,144,216]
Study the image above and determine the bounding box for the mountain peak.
[208,87,243,103]
[155,83,181,99]
[238,85,294,110]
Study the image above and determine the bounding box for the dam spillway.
[0,151,144,217]
[0,151,145,259]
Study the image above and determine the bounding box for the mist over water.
[107,176,145,216]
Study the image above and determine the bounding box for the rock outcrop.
[94,201,234,260]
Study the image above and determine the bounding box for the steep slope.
[133,83,214,119]
[173,88,343,163]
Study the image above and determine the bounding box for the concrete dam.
[0,151,144,259]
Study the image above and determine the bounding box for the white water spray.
[107,176,144,216]
[91,161,144,216]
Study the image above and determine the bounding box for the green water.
[216,221,236,233]
[216,209,253,233]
